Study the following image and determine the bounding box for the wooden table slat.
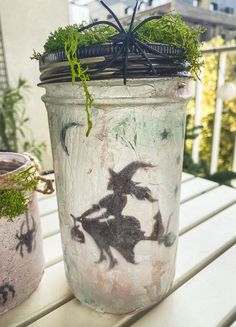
[180,177,218,203]
[0,262,73,327]
[43,233,63,268]
[175,203,236,287]
[179,185,236,234]
[38,196,58,217]
[130,245,236,327]
[41,212,60,239]
[28,299,121,327]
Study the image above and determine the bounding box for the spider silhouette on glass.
[0,283,15,305]
[78,0,169,84]
[16,213,37,257]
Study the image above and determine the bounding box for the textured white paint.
[41,77,192,314]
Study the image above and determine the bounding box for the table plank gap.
[180,177,218,204]
[174,205,236,286]
[38,196,58,217]
[181,172,195,183]
[40,208,58,218]
[43,233,63,268]
[0,262,74,327]
[218,307,236,327]
[41,212,60,239]
[27,298,122,327]
[179,185,236,235]
[19,296,74,327]
[179,200,236,236]
[38,192,56,202]
[173,237,236,292]
[229,320,236,327]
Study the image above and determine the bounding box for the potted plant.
[35,1,204,314]
[0,152,54,314]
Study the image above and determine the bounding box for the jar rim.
[39,42,190,84]
[0,152,31,179]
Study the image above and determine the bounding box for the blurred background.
[0,0,235,186]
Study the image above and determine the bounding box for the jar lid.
[39,42,190,84]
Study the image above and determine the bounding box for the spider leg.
[90,45,124,75]
[133,15,163,33]
[122,0,139,85]
[95,248,106,264]
[106,247,118,270]
[16,233,20,240]
[5,284,15,298]
[128,0,139,33]
[16,241,21,251]
[31,216,36,232]
[100,1,125,32]
[20,243,24,258]
[26,212,30,232]
[123,41,129,85]
[78,21,121,34]
[135,39,169,58]
[20,221,25,234]
[2,291,8,304]
[133,41,157,75]
[9,286,15,298]
[33,236,37,250]
[33,221,37,250]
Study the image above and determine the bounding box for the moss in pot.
[35,1,204,314]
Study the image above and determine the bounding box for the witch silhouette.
[71,161,176,269]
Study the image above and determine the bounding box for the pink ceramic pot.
[0,153,44,315]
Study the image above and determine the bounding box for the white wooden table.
[1,173,236,327]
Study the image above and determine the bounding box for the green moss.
[0,190,27,221]
[9,166,38,190]
[0,166,38,220]
[137,13,205,78]
[64,28,93,136]
[44,24,116,53]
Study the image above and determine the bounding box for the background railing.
[191,45,236,175]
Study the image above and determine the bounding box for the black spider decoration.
[78,0,169,84]
[16,213,37,257]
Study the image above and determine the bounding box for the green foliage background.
[184,37,236,186]
[0,79,46,162]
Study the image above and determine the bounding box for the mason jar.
[39,44,192,314]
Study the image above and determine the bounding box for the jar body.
[41,78,191,314]
[0,153,44,315]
